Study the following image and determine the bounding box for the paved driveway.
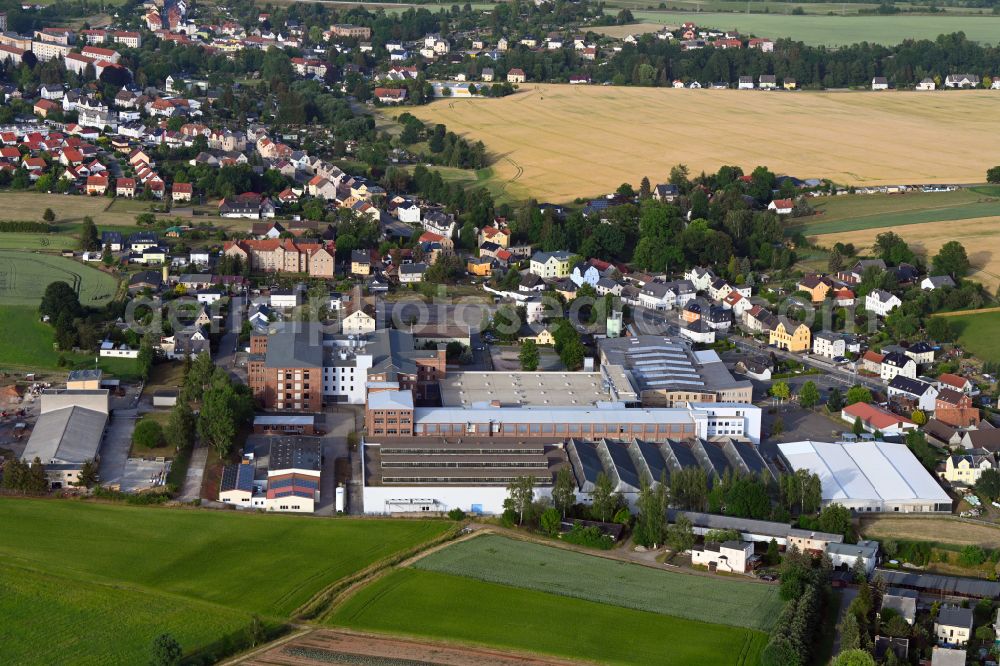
[97,408,137,488]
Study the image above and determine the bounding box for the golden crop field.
[860,516,1000,548]
[810,215,1000,290]
[402,84,1000,203]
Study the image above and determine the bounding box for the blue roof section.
[271,477,319,490]
[221,464,254,493]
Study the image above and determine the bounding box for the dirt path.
[236,628,586,666]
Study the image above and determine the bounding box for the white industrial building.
[778,440,952,513]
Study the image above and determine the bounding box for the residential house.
[935,605,973,647]
[172,182,192,202]
[941,450,995,486]
[866,289,902,317]
[881,352,917,382]
[921,275,956,291]
[887,376,939,412]
[813,331,846,359]
[935,388,979,428]
[917,78,936,91]
[350,250,372,276]
[833,288,856,306]
[798,275,832,303]
[743,305,779,335]
[903,342,935,366]
[507,68,526,83]
[841,402,918,435]
[938,373,974,395]
[342,308,376,335]
[944,74,980,89]
[466,257,492,277]
[770,319,811,352]
[691,540,754,573]
[224,239,335,278]
[768,198,794,215]
[399,263,428,283]
[872,76,889,90]
[653,183,679,202]
[116,177,136,197]
[861,350,884,375]
[529,250,573,279]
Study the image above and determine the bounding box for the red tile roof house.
[841,402,917,435]
[85,175,108,195]
[33,98,60,118]
[938,373,974,395]
[116,177,136,197]
[373,87,407,104]
[171,181,193,202]
[767,198,794,215]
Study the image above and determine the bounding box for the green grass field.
[0,562,253,666]
[0,250,118,307]
[331,568,767,665]
[0,500,453,663]
[0,306,140,375]
[795,189,1000,236]
[941,310,1000,363]
[630,11,1000,46]
[414,534,782,630]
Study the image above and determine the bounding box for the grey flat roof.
[22,405,106,465]
[413,405,696,425]
[264,327,324,369]
[368,390,414,410]
[440,372,613,408]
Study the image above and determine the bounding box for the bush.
[959,545,989,567]
[133,419,164,449]
[447,508,466,521]
[896,540,932,566]
[561,523,614,550]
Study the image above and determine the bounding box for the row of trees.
[761,547,833,666]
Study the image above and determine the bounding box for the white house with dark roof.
[866,289,902,317]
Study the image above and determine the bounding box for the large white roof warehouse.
[778,440,952,514]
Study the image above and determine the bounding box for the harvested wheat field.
[860,516,1000,548]
[809,215,1000,290]
[401,85,1000,202]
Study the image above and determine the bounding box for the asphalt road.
[97,408,137,488]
